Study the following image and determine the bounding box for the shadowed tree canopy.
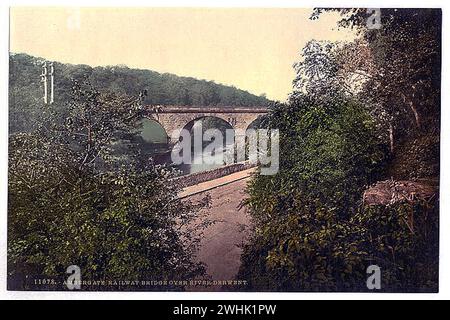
[9,53,271,134]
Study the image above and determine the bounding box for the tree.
[8,81,207,290]
[239,94,387,291]
[311,8,441,155]
[239,90,437,292]
[292,40,346,100]
[238,9,440,291]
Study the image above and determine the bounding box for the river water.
[176,142,235,174]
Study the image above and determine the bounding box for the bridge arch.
[245,115,265,132]
[139,117,169,144]
[181,115,234,134]
[173,116,236,174]
[130,118,171,162]
[173,115,235,154]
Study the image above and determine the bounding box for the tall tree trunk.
[401,92,421,129]
[409,101,421,129]
[389,122,395,154]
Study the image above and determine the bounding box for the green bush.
[238,95,438,292]
[352,201,439,292]
[8,83,206,290]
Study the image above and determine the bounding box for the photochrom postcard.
[7,7,441,292]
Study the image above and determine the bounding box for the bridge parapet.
[146,105,268,114]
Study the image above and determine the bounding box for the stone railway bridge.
[145,105,268,144]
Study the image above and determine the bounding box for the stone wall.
[170,162,256,188]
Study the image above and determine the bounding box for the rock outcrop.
[363,179,438,206]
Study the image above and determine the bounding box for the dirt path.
[182,176,252,291]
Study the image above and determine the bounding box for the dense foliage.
[9,53,270,134]
[8,82,207,290]
[238,8,440,292]
[239,96,387,291]
[312,8,441,177]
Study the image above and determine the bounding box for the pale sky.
[10,7,355,101]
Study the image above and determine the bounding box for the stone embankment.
[170,161,255,189]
